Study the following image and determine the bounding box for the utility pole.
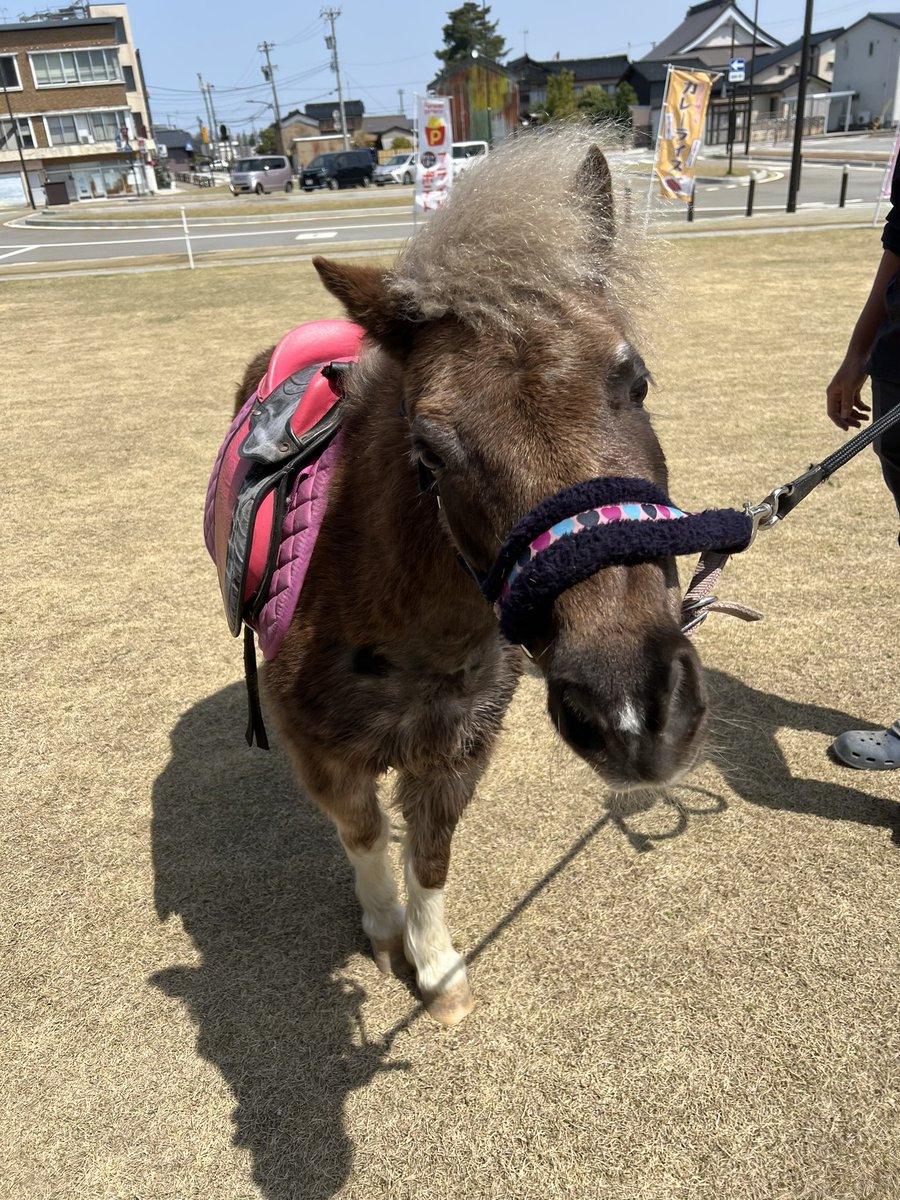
[207,83,222,162]
[786,0,814,213]
[258,41,284,155]
[321,8,349,151]
[727,19,736,173]
[1,64,35,208]
[197,72,214,164]
[743,0,759,156]
[398,87,405,117]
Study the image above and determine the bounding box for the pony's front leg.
[396,767,481,1026]
[287,746,406,974]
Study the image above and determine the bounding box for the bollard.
[687,193,695,223]
[745,174,756,218]
[839,164,849,208]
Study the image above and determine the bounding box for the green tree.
[577,81,639,125]
[613,81,638,120]
[577,86,616,121]
[255,125,279,154]
[436,2,508,66]
[391,135,413,150]
[544,69,577,120]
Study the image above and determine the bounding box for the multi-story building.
[0,1,155,206]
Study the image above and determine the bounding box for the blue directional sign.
[728,57,746,83]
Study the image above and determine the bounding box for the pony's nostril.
[548,682,606,756]
[652,645,707,751]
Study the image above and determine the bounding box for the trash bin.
[45,180,70,205]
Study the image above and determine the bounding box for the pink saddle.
[204,319,363,663]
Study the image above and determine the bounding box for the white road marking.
[0,245,35,261]
[0,220,412,253]
[295,230,338,241]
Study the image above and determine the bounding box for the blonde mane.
[391,123,644,336]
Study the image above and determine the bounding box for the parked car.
[373,152,416,186]
[451,140,489,178]
[229,156,294,195]
[301,149,374,191]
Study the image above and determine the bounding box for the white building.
[832,13,900,127]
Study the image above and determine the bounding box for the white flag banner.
[415,95,453,214]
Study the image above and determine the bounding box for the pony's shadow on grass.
[150,682,406,1200]
[705,669,900,841]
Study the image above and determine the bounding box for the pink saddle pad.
[205,319,363,660]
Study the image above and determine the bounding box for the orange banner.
[655,68,719,201]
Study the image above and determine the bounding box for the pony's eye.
[630,376,649,406]
[414,442,446,474]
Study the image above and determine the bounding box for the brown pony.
[233,129,707,1026]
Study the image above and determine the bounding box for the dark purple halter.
[479,476,754,645]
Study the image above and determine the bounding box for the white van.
[451,141,489,178]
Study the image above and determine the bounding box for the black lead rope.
[752,400,900,529]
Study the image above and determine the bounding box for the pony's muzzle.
[546,631,708,788]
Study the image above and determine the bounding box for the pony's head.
[313,128,706,789]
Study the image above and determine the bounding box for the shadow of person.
[705,669,900,840]
[151,683,407,1200]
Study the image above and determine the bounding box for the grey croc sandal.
[831,720,900,770]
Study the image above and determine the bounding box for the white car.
[373,152,416,186]
[451,141,488,178]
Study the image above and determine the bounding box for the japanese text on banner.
[415,95,453,214]
[655,68,719,201]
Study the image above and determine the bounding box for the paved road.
[0,161,889,272]
[0,204,417,268]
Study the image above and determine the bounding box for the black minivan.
[302,149,374,191]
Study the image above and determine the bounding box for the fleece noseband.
[473,477,754,645]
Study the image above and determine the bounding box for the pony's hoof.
[423,979,475,1027]
[370,934,408,977]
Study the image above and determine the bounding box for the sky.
[116,0,882,133]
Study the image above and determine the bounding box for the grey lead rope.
[681,400,900,636]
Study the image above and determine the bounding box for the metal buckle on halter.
[680,592,718,634]
[748,487,787,544]
[745,464,825,542]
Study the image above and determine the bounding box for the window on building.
[0,54,21,88]
[44,109,132,146]
[869,42,875,56]
[0,116,35,150]
[122,64,135,90]
[31,48,122,87]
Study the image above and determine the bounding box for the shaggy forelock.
[392,123,645,336]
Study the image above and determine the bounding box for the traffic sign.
[728,57,746,83]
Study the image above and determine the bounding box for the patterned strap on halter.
[481,476,754,645]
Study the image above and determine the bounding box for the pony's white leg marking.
[403,850,467,997]
[616,700,643,736]
[340,810,405,945]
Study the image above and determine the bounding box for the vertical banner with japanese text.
[654,68,719,200]
[415,94,453,214]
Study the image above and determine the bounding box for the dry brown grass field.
[2,229,898,1200]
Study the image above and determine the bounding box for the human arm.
[826,248,900,430]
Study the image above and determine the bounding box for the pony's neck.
[334,353,492,648]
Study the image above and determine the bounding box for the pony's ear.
[575,144,615,238]
[313,256,417,358]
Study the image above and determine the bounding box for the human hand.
[826,351,871,430]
